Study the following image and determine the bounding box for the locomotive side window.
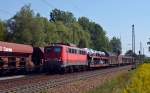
[74,49,77,54]
[72,49,75,53]
[83,51,86,55]
[71,49,74,53]
[68,48,77,54]
[79,50,82,54]
[79,50,83,55]
[69,48,71,53]
[79,50,86,55]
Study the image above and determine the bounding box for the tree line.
[0,5,121,54]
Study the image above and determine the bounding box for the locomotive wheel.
[68,66,74,73]
[83,66,88,71]
[77,66,81,72]
[59,67,66,74]
[73,66,78,72]
[65,67,69,73]
[80,66,85,71]
[0,69,3,76]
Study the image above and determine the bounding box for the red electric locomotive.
[44,43,88,73]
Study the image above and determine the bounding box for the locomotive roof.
[45,44,87,51]
[47,43,77,47]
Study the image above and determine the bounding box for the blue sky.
[0,0,150,56]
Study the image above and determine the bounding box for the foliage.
[1,4,121,51]
[7,5,45,46]
[0,20,6,41]
[125,50,137,57]
[78,17,90,31]
[78,17,110,50]
[144,58,150,63]
[110,37,122,55]
[123,64,150,93]
[88,72,132,93]
[50,8,76,25]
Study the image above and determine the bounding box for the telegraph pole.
[139,41,142,64]
[132,24,135,65]
[147,38,150,52]
[132,24,135,54]
[140,41,142,54]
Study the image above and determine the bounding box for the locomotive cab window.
[45,47,52,54]
[54,47,62,53]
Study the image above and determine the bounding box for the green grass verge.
[88,71,133,93]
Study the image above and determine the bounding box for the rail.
[0,66,131,93]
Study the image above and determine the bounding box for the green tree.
[50,9,76,25]
[110,37,122,55]
[7,5,45,46]
[0,20,6,41]
[5,4,113,52]
[89,22,108,50]
[55,21,70,43]
[69,22,83,44]
[44,21,57,44]
[69,22,91,47]
[125,50,137,57]
[30,16,46,46]
[78,17,90,31]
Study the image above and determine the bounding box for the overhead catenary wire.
[0,9,12,15]
[42,0,56,9]
[69,2,88,17]
[42,0,87,17]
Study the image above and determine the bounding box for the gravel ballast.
[48,67,130,93]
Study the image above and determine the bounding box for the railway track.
[0,65,131,93]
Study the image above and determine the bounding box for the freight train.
[43,43,133,73]
[0,41,133,75]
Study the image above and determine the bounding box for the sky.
[0,0,150,56]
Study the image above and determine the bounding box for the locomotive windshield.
[45,47,62,54]
[54,47,61,53]
[45,46,62,59]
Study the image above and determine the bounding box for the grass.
[88,70,133,93]
[40,63,150,93]
[123,63,150,93]
[88,63,150,93]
